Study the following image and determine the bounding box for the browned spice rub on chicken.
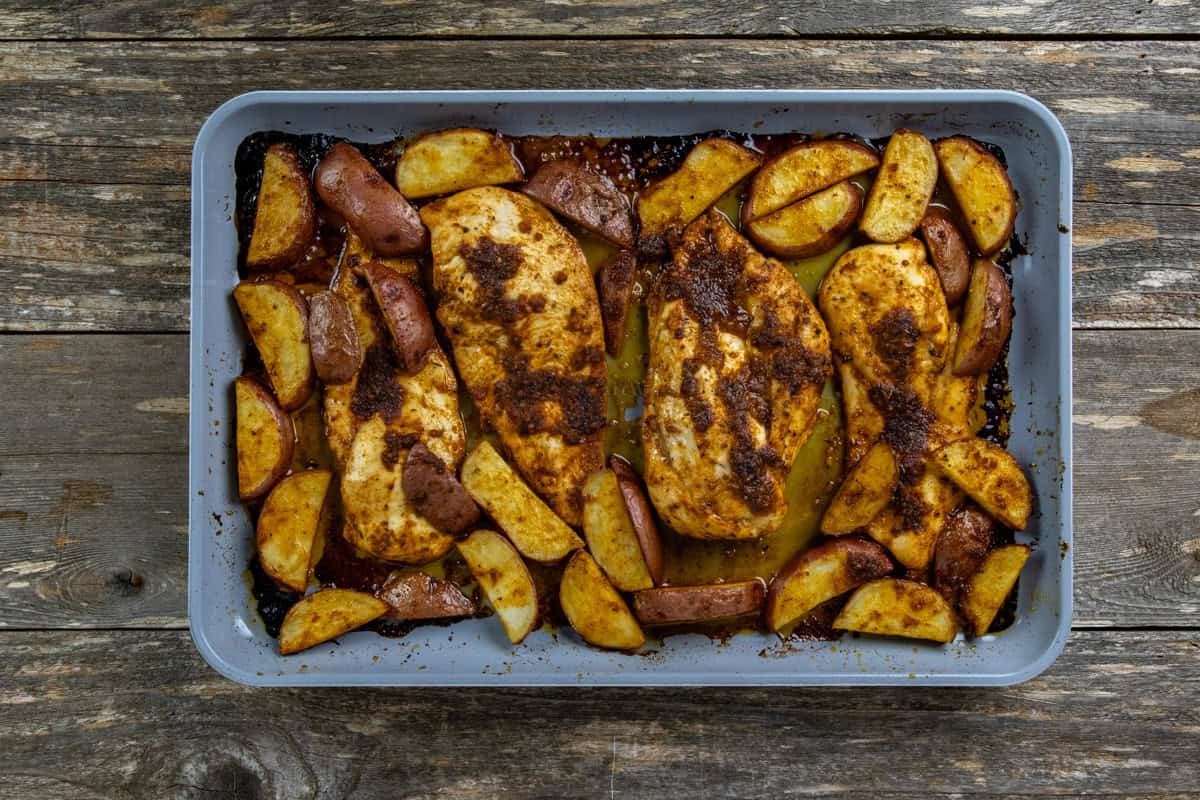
[642,209,832,540]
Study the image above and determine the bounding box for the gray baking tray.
[189,90,1073,686]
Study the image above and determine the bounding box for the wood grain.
[1,629,1197,798]
[1,0,1196,39]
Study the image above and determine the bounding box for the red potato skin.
[315,142,427,256]
[952,259,1013,377]
[522,160,635,248]
[307,290,361,384]
[378,570,476,621]
[361,261,436,373]
[932,505,995,601]
[919,206,971,306]
[597,251,637,356]
[401,443,481,535]
[608,454,665,585]
[632,579,766,626]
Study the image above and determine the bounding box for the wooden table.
[1,2,1198,796]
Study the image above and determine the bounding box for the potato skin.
[609,454,664,586]
[919,207,971,306]
[362,261,436,374]
[597,250,637,356]
[378,570,475,620]
[522,160,635,248]
[632,579,766,626]
[315,142,427,256]
[952,259,1012,376]
[401,442,481,535]
[307,290,361,384]
[932,505,994,601]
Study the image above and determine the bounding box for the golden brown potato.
[401,442,480,535]
[457,529,540,644]
[522,159,634,248]
[608,455,665,586]
[246,143,317,270]
[460,441,583,564]
[597,250,637,356]
[235,376,295,500]
[919,207,971,306]
[962,544,1030,636]
[932,505,994,601]
[560,551,646,650]
[395,128,524,199]
[820,440,898,535]
[278,588,388,655]
[256,469,331,592]
[743,139,879,223]
[765,537,893,632]
[952,259,1012,376]
[378,570,475,621]
[362,261,436,374]
[316,142,427,256]
[307,290,361,385]
[859,129,938,243]
[934,136,1017,256]
[234,280,314,411]
[581,469,654,592]
[632,579,766,626]
[931,438,1033,530]
[833,578,958,643]
[745,180,862,258]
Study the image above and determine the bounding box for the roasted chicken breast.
[421,186,607,525]
[643,210,832,539]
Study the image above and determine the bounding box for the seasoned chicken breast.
[421,186,606,525]
[643,210,831,540]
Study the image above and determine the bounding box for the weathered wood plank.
[0,629,1196,798]
[0,331,1196,629]
[1,0,1196,39]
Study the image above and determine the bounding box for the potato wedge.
[859,129,937,243]
[246,143,317,270]
[931,438,1033,530]
[932,505,994,601]
[460,441,583,563]
[637,137,761,251]
[765,538,893,632]
[745,180,862,259]
[934,136,1017,256]
[608,455,665,586]
[962,544,1030,636]
[833,578,958,643]
[316,142,427,256]
[743,139,879,223]
[919,207,971,306]
[307,290,361,384]
[395,128,524,199]
[581,469,654,592]
[632,579,766,626]
[378,570,475,621]
[233,279,314,411]
[952,259,1012,376]
[256,469,332,592]
[401,442,480,535]
[597,250,637,356]
[560,551,646,650]
[278,588,388,655]
[457,529,539,644]
[522,159,634,248]
[821,440,898,535]
[362,261,436,373]
[235,376,295,500]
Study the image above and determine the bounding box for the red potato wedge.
[278,588,388,655]
[522,160,634,248]
[931,438,1033,530]
[632,579,766,626]
[401,442,480,535]
[378,570,476,621]
[316,142,427,256]
[962,543,1030,636]
[932,505,994,601]
[859,129,938,243]
[608,455,665,586]
[743,139,879,223]
[361,261,436,373]
[560,551,646,650]
[745,180,862,259]
[457,529,539,644]
[234,376,295,500]
[952,259,1012,376]
[233,279,315,411]
[832,578,958,643]
[246,143,317,270]
[307,290,361,384]
[765,538,893,632]
[597,250,637,356]
[637,138,761,249]
[460,441,583,563]
[395,128,524,199]
[820,440,898,535]
[919,207,971,306]
[256,469,332,592]
[934,136,1017,256]
[581,469,654,592]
